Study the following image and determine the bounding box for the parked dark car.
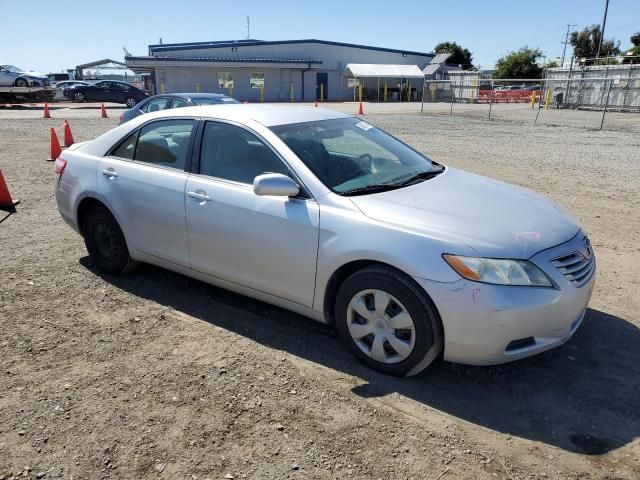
[65,80,148,108]
[119,93,240,124]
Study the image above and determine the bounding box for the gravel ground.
[0,112,639,480]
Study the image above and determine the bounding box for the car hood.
[348,167,580,259]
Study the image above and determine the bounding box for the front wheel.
[335,266,443,376]
[82,204,139,275]
[125,96,137,108]
[74,91,86,102]
[14,78,29,87]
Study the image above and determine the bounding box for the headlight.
[443,254,553,287]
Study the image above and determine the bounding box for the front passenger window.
[200,122,290,184]
[134,120,194,170]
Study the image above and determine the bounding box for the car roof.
[141,104,351,127]
[170,92,229,99]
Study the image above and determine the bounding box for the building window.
[249,72,264,89]
[218,72,234,89]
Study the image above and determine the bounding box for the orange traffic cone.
[63,120,74,147]
[49,127,62,161]
[0,170,19,212]
[43,102,51,119]
[101,102,108,118]
[358,101,364,115]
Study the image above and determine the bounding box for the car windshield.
[193,97,240,105]
[3,65,24,73]
[270,117,442,195]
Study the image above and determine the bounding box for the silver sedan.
[54,105,595,376]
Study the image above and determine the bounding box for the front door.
[185,120,319,307]
[316,73,328,101]
[97,118,195,267]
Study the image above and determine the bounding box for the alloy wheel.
[346,289,416,364]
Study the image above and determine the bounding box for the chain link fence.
[419,66,640,131]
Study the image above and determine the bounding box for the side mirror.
[253,173,300,197]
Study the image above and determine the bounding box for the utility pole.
[561,24,577,67]
[246,16,250,40]
[596,0,610,61]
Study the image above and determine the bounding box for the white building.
[126,39,434,102]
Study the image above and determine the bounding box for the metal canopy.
[344,64,425,78]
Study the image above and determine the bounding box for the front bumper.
[415,232,595,365]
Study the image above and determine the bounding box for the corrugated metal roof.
[127,55,322,64]
[148,39,433,58]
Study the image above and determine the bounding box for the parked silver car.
[54,105,595,376]
[0,64,50,87]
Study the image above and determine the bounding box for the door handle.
[187,191,211,202]
[102,169,118,178]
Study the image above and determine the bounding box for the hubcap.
[126,98,135,107]
[347,289,415,364]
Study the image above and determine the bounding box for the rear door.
[185,120,319,307]
[90,81,113,102]
[97,118,195,267]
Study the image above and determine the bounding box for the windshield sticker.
[354,121,373,131]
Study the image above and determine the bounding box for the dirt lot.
[0,109,639,480]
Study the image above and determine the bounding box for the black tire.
[335,266,443,376]
[14,77,29,88]
[125,96,137,108]
[74,91,86,103]
[81,204,139,275]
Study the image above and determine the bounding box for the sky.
[2,0,639,73]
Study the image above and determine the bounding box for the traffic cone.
[0,170,19,212]
[49,127,62,161]
[63,120,74,147]
[43,102,51,119]
[358,101,364,115]
[101,102,108,118]
[314,101,318,107]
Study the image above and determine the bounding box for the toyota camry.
[54,105,595,376]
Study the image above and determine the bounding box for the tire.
[125,96,137,108]
[74,91,86,103]
[335,266,443,376]
[81,204,139,275]
[14,78,29,88]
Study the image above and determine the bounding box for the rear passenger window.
[135,120,194,170]
[111,131,137,160]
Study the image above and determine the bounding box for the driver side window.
[199,122,290,184]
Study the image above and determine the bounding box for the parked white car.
[54,105,595,376]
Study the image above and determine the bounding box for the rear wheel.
[74,91,86,102]
[125,96,137,108]
[335,266,442,376]
[82,204,138,275]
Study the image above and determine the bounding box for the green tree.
[433,41,473,69]
[621,32,640,64]
[493,47,543,79]
[570,25,620,61]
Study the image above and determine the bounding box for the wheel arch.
[322,259,443,328]
[76,196,114,235]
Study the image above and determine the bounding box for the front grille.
[551,251,595,287]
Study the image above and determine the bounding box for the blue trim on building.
[127,56,323,65]
[147,39,433,58]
